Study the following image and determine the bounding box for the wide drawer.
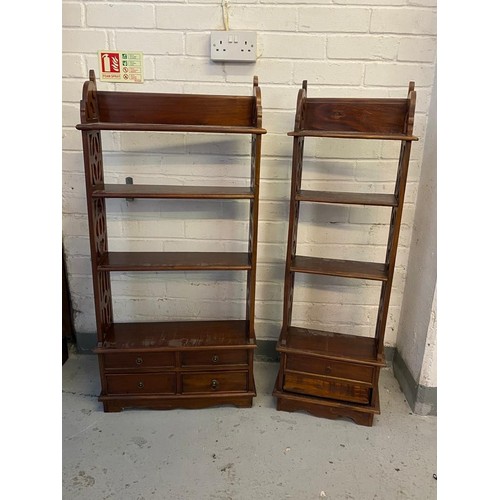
[102,352,175,370]
[106,373,176,395]
[286,355,374,384]
[284,371,371,404]
[181,371,248,394]
[181,349,248,367]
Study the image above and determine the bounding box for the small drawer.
[181,350,247,367]
[284,372,371,404]
[286,355,374,384]
[181,372,248,394]
[102,352,175,370]
[106,373,176,395]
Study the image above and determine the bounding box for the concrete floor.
[62,351,436,500]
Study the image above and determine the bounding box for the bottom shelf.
[273,379,380,427]
[274,326,383,426]
[278,326,385,366]
[95,320,256,412]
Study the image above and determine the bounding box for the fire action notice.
[98,51,144,83]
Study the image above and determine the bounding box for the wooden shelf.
[77,122,267,134]
[288,130,418,141]
[279,326,384,366]
[97,320,253,350]
[290,255,388,281]
[97,252,252,272]
[297,190,397,207]
[92,184,254,200]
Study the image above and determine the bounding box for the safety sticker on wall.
[98,51,144,83]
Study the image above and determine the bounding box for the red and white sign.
[100,52,120,73]
[98,51,144,83]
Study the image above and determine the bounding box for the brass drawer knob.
[135,357,143,365]
[212,354,219,363]
[138,381,144,389]
[325,365,332,374]
[211,379,219,390]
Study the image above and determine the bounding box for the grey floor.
[62,350,436,500]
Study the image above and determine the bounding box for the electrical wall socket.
[210,31,257,62]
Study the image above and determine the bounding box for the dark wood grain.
[181,371,248,394]
[283,371,371,404]
[97,320,252,350]
[94,91,257,127]
[291,255,388,281]
[279,326,384,365]
[297,190,397,207]
[273,381,379,426]
[288,130,418,140]
[92,184,254,199]
[106,373,176,395]
[302,98,410,135]
[77,122,267,134]
[97,251,252,271]
[286,354,375,382]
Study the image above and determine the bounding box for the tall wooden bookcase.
[76,71,266,412]
[273,81,417,426]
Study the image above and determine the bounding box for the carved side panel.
[82,129,112,341]
[97,271,113,328]
[92,198,107,256]
[89,132,104,186]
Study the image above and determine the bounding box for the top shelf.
[289,82,418,142]
[76,71,266,135]
[77,123,267,134]
[288,130,418,141]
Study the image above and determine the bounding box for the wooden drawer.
[284,371,371,404]
[181,371,248,394]
[106,373,176,395]
[286,355,374,384]
[181,349,248,367]
[102,352,175,370]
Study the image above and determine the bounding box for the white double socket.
[210,31,257,62]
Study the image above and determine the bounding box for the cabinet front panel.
[181,349,248,367]
[284,372,370,404]
[103,352,175,370]
[106,373,176,395]
[181,372,248,394]
[286,355,373,384]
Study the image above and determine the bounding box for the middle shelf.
[290,255,388,281]
[92,184,255,200]
[97,251,252,271]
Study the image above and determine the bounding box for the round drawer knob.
[212,355,219,363]
[138,381,144,389]
[211,379,219,390]
[325,366,332,374]
[135,357,143,365]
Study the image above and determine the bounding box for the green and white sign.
[98,51,144,83]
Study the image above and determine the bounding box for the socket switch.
[210,31,257,62]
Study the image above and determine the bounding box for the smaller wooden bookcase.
[76,71,266,412]
[273,81,417,426]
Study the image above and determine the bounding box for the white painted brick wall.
[62,0,437,347]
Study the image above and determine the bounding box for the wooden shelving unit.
[76,70,266,412]
[273,81,417,426]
